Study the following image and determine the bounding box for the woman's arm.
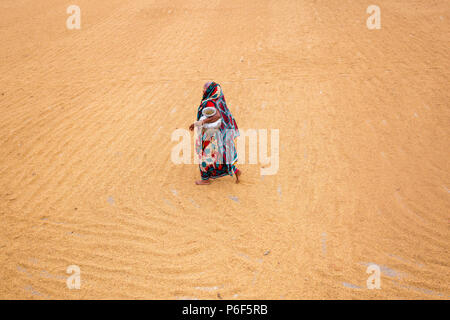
[202,111,221,124]
[189,108,221,131]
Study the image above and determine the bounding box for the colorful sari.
[195,82,239,180]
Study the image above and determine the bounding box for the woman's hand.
[190,121,203,131]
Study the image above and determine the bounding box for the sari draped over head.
[196,82,240,180]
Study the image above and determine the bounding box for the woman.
[189,81,241,185]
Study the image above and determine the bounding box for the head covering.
[203,81,213,94]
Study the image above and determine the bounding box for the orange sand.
[0,0,449,299]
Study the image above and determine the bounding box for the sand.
[0,0,449,299]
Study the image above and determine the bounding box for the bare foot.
[235,169,242,184]
[195,179,211,185]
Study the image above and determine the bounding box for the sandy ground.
[0,0,449,299]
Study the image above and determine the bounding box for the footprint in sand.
[342,282,361,289]
[107,196,115,205]
[194,286,221,292]
[321,232,327,255]
[189,198,200,208]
